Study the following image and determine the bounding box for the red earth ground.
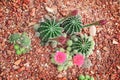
[0,0,120,80]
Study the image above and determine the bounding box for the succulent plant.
[50,40,58,48]
[19,33,31,48]
[61,16,83,35]
[9,33,31,55]
[57,60,73,71]
[37,19,63,42]
[71,34,95,56]
[9,33,20,43]
[14,44,20,50]
[66,47,71,51]
[67,40,73,46]
[51,51,73,71]
[78,74,94,80]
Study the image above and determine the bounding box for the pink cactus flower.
[71,10,78,16]
[57,36,67,45]
[54,51,67,64]
[73,54,84,67]
[98,20,107,25]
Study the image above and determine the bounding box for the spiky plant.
[9,33,20,43]
[9,33,31,55]
[19,33,31,48]
[71,34,95,56]
[61,16,82,35]
[37,19,63,42]
[79,74,94,80]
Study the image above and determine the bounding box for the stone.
[82,57,92,68]
[112,39,118,44]
[14,59,21,65]
[89,25,96,36]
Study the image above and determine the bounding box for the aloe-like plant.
[37,19,63,42]
[61,16,82,35]
[71,34,95,56]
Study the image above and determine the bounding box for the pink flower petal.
[73,54,84,67]
[54,51,67,64]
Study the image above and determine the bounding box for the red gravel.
[0,0,120,80]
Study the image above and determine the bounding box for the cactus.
[57,65,64,71]
[37,19,63,42]
[19,33,31,48]
[14,44,20,50]
[50,40,58,48]
[9,33,20,43]
[78,74,94,80]
[9,33,31,55]
[61,16,83,35]
[79,75,85,80]
[66,47,71,51]
[67,40,73,46]
[71,34,95,56]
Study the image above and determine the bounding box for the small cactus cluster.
[78,74,94,80]
[9,33,31,55]
[33,10,107,71]
[51,51,73,71]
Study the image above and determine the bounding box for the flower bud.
[71,10,78,16]
[98,19,107,25]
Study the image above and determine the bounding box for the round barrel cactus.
[37,19,63,41]
[61,16,83,35]
[71,34,95,56]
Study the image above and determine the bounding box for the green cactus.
[9,33,31,55]
[16,50,22,55]
[78,74,94,80]
[57,65,64,71]
[19,33,31,47]
[79,75,85,80]
[9,33,20,43]
[37,19,63,42]
[61,16,83,35]
[14,44,20,50]
[71,34,95,56]
[67,40,73,46]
